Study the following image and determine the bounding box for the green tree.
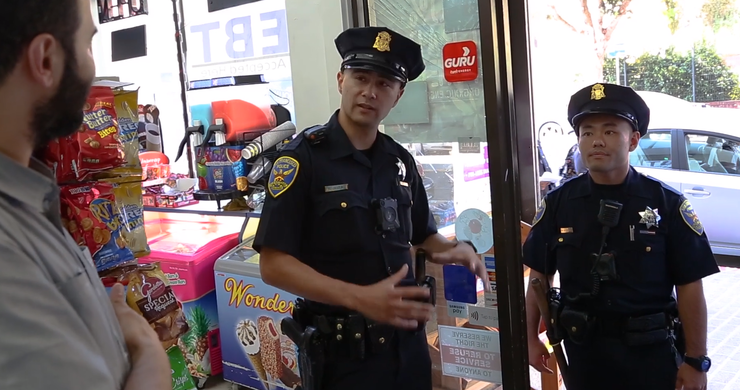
[547,0,634,81]
[702,0,739,32]
[603,41,740,102]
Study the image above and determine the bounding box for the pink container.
[139,229,239,382]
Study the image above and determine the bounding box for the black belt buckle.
[347,314,366,360]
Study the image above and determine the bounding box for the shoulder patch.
[532,198,546,226]
[268,156,300,198]
[679,199,704,236]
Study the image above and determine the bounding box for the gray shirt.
[0,153,130,389]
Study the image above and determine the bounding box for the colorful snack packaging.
[167,346,198,390]
[43,134,81,184]
[125,263,190,350]
[78,86,126,180]
[112,182,151,258]
[60,183,136,272]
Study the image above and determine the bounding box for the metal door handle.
[684,188,711,196]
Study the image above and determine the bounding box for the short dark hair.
[0,1,80,86]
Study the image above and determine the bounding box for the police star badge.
[268,156,300,198]
[373,31,392,52]
[591,83,606,100]
[638,206,661,229]
[679,199,704,236]
[396,157,407,181]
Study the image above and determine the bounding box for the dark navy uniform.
[523,84,720,390]
[253,27,436,390]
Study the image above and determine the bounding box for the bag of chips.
[125,263,190,350]
[43,134,81,184]
[60,183,136,272]
[77,86,127,180]
[111,181,151,258]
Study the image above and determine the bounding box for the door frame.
[478,0,532,388]
[349,0,534,387]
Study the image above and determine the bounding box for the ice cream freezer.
[214,238,302,390]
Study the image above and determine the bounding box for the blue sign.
[189,9,289,64]
[442,264,477,304]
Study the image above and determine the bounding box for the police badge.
[638,207,660,229]
[396,157,407,181]
[591,83,606,100]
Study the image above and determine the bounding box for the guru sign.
[443,41,479,83]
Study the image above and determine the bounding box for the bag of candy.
[60,183,136,272]
[125,263,190,350]
[77,86,127,180]
[111,181,151,258]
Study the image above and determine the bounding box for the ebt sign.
[185,0,291,80]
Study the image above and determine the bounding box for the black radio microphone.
[598,200,623,228]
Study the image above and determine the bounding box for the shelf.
[144,201,261,218]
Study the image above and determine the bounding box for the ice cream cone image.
[237,319,269,389]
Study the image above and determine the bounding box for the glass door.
[359,0,533,388]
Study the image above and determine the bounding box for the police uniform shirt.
[253,110,438,288]
[523,168,720,314]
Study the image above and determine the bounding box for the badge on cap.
[373,31,392,52]
[591,83,606,100]
[679,199,704,235]
[639,207,660,229]
[268,156,299,198]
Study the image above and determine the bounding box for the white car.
[631,99,740,257]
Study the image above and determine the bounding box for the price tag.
[447,302,468,318]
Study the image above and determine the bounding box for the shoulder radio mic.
[598,200,623,228]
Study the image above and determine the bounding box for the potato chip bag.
[43,134,81,183]
[60,183,136,272]
[112,181,151,258]
[125,263,190,350]
[78,86,126,180]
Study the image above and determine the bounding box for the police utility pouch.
[559,306,595,344]
[547,289,567,343]
[372,198,400,232]
[347,314,366,360]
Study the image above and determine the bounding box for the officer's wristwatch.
[455,239,478,254]
[684,355,711,372]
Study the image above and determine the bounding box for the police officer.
[523,83,719,390]
[253,27,487,390]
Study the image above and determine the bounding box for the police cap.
[335,27,425,83]
[567,83,650,136]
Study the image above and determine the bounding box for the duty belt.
[294,301,399,361]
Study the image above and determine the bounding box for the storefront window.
[368,1,503,388]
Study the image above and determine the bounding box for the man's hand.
[355,265,435,330]
[528,337,553,374]
[429,242,490,292]
[109,284,164,358]
[675,363,707,390]
[109,284,172,390]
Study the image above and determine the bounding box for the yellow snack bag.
[113,181,151,258]
[113,89,142,170]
